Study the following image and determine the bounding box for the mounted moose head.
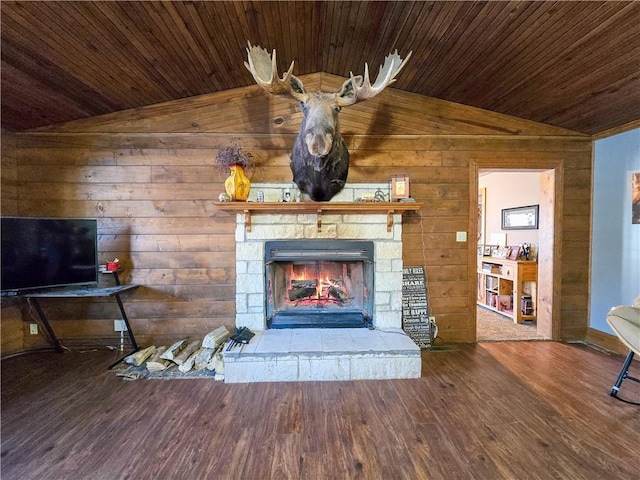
[244,42,411,201]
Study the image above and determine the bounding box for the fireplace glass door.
[265,241,374,328]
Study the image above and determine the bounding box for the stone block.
[235,222,246,242]
[235,313,265,331]
[299,357,351,381]
[337,223,391,239]
[375,310,402,329]
[252,213,298,224]
[271,359,300,382]
[389,290,403,310]
[247,293,264,309]
[376,241,402,260]
[237,273,263,294]
[235,260,248,274]
[235,294,248,314]
[342,214,387,224]
[375,271,403,292]
[248,223,304,240]
[350,355,421,380]
[303,224,337,239]
[236,242,263,261]
[375,259,392,273]
[375,291,391,307]
[247,260,263,274]
[392,258,404,272]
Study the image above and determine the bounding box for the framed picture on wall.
[502,205,539,230]
[632,172,640,224]
[478,188,486,244]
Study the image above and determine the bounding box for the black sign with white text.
[402,266,431,349]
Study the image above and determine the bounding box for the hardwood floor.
[2,342,638,480]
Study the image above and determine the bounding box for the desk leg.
[29,298,64,353]
[113,294,138,350]
[107,293,140,369]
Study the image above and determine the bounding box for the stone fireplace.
[224,182,421,382]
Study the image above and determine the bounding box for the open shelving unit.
[477,257,537,324]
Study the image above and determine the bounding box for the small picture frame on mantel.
[391,174,410,200]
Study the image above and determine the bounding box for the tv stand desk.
[24,278,139,368]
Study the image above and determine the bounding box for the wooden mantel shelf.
[214,201,422,232]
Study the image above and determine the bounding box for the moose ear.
[290,75,306,95]
[337,75,362,103]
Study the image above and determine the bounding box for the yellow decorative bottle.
[224,164,251,201]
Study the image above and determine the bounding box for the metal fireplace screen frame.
[265,240,374,328]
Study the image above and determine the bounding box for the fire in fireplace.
[265,240,374,328]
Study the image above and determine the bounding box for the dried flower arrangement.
[214,137,253,170]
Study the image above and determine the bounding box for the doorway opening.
[472,165,561,342]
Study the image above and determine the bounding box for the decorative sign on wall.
[402,266,431,349]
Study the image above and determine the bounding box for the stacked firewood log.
[123,326,230,380]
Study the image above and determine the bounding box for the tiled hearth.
[223,182,421,383]
[224,328,420,383]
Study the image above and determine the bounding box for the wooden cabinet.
[477,257,537,324]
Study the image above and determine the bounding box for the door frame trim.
[469,161,564,341]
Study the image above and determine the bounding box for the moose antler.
[244,42,306,100]
[243,42,412,202]
[337,50,412,106]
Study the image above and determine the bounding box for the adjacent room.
[2,2,639,479]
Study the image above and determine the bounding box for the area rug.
[476,306,546,342]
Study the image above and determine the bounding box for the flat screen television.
[1,217,98,295]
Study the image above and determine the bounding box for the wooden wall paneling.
[8,132,593,153]
[1,82,595,348]
[18,165,152,184]
[30,295,234,320]
[0,138,19,216]
[0,139,23,354]
[37,75,322,135]
[0,299,25,355]
[21,183,223,202]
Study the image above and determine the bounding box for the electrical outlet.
[30,323,38,335]
[429,316,436,323]
[113,319,127,332]
[456,231,467,242]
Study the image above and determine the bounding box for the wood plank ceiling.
[1,1,639,135]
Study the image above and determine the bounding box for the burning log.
[289,279,317,301]
[328,285,349,303]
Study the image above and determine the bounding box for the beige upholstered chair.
[606,302,640,405]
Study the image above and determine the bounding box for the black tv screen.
[1,217,98,294]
